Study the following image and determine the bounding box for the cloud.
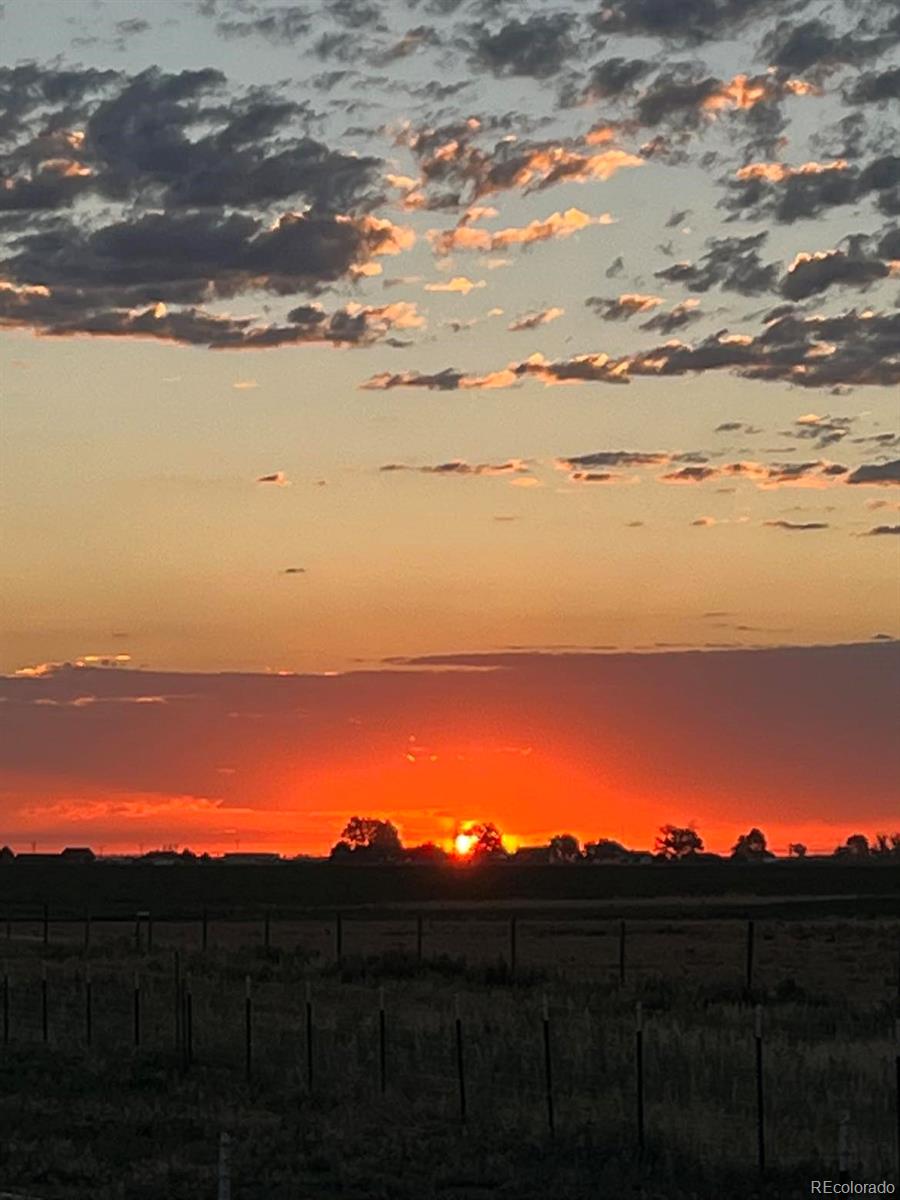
[640,299,704,334]
[591,0,795,43]
[430,208,614,255]
[661,460,848,488]
[3,644,898,848]
[209,5,312,42]
[784,412,854,448]
[424,276,485,294]
[863,524,900,536]
[473,15,576,79]
[846,67,900,105]
[724,154,900,222]
[508,306,564,332]
[256,472,290,485]
[566,57,652,104]
[359,308,900,393]
[556,451,673,470]
[656,232,779,296]
[586,293,663,319]
[761,17,890,76]
[283,567,306,573]
[781,248,893,301]
[763,519,829,530]
[846,460,900,486]
[403,120,643,206]
[380,459,532,477]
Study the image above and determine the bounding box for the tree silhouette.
[467,822,506,861]
[788,842,808,859]
[548,834,581,863]
[835,833,869,858]
[731,827,772,861]
[331,816,403,862]
[655,824,704,860]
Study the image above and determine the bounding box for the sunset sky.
[1,0,898,854]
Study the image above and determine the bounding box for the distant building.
[222,852,283,865]
[60,846,96,864]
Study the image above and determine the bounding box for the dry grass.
[0,915,897,1198]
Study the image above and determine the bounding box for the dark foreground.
[0,902,897,1199]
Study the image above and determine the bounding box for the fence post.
[133,971,141,1047]
[378,986,387,1095]
[542,994,555,1137]
[335,913,343,964]
[454,994,466,1124]
[184,972,193,1071]
[635,1001,644,1154]
[746,919,755,992]
[509,916,517,978]
[84,965,92,1048]
[217,1130,232,1200]
[173,950,181,1054]
[41,962,48,1044]
[838,1111,851,1182]
[244,975,252,1082]
[755,1004,765,1173]
[305,981,314,1092]
[42,903,49,947]
[416,913,424,962]
[619,920,627,985]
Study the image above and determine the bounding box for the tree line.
[329,818,900,865]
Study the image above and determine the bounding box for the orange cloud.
[424,276,486,294]
[736,159,848,183]
[430,208,613,255]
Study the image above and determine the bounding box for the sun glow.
[454,831,476,857]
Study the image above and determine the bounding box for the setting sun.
[453,832,476,857]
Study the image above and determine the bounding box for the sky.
[0,0,898,854]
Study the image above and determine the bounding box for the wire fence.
[1,943,899,1180]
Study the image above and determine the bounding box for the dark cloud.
[760,17,889,76]
[656,232,779,296]
[846,66,900,105]
[846,460,900,486]
[2,644,898,837]
[724,155,900,223]
[783,414,854,449]
[864,525,900,535]
[781,247,891,301]
[639,300,704,334]
[605,255,625,278]
[371,310,900,393]
[212,5,313,42]
[565,56,652,104]
[380,459,530,476]
[557,451,672,469]
[586,293,663,319]
[763,519,829,530]
[474,14,576,78]
[591,0,799,43]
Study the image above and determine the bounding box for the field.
[0,869,898,1199]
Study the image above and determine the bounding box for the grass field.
[0,903,898,1199]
